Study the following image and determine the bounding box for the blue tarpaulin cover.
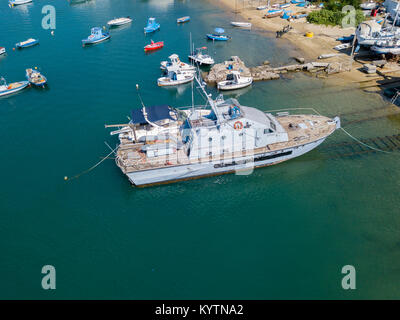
[131,105,173,124]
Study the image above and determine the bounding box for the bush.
[306,8,365,27]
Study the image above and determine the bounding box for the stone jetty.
[203,56,351,84]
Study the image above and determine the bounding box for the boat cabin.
[181,97,289,160]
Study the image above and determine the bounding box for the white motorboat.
[0,77,29,97]
[107,17,132,27]
[231,21,252,28]
[188,47,214,65]
[0,47,5,55]
[160,54,196,73]
[257,5,268,10]
[106,75,341,187]
[217,71,253,91]
[157,70,194,86]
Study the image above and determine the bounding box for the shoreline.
[210,0,400,86]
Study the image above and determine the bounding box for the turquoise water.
[1,0,400,299]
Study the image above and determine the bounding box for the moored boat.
[257,5,268,10]
[107,17,132,27]
[0,47,5,55]
[217,71,253,91]
[177,16,190,23]
[231,21,252,28]
[144,17,160,34]
[160,54,196,73]
[82,27,110,46]
[188,47,214,65]
[16,38,39,49]
[25,68,47,87]
[206,34,231,41]
[144,40,164,52]
[0,77,29,97]
[106,76,341,187]
[207,27,230,41]
[157,70,194,86]
[9,0,32,6]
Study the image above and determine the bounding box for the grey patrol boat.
[106,78,340,187]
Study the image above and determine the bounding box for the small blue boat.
[297,2,308,7]
[16,38,39,49]
[144,17,160,34]
[207,28,231,41]
[291,0,305,3]
[177,16,190,24]
[82,27,110,46]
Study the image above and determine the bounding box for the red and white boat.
[0,47,6,55]
[144,40,164,52]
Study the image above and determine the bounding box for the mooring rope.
[339,127,392,154]
[64,145,119,181]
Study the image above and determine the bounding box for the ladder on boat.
[391,90,400,104]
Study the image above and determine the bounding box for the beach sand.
[211,0,400,85]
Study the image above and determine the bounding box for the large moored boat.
[106,77,340,187]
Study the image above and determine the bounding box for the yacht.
[106,76,341,187]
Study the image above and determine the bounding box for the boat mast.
[194,74,222,123]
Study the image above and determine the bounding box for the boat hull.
[9,0,32,6]
[157,76,194,86]
[107,18,132,27]
[82,34,110,45]
[206,34,230,41]
[16,40,39,49]
[177,16,190,23]
[125,137,327,186]
[217,79,253,91]
[231,22,252,28]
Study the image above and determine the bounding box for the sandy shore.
[211,0,400,85]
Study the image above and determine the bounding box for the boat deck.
[116,114,337,174]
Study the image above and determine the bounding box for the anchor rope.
[65,144,119,181]
[339,127,393,154]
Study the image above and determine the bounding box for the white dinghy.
[217,71,253,91]
[107,17,132,27]
[231,21,252,28]
[158,70,194,86]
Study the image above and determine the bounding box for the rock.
[263,60,270,65]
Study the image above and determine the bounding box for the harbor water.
[1,0,400,299]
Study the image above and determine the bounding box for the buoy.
[34,66,37,70]
[305,32,314,38]
[136,84,139,90]
[51,30,54,36]
[13,48,15,51]
[64,176,68,181]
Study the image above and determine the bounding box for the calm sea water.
[1,0,400,299]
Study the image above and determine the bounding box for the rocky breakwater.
[203,56,351,84]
